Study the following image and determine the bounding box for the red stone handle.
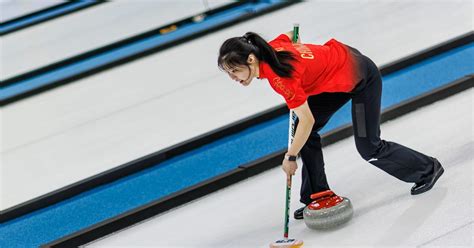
[310,190,335,200]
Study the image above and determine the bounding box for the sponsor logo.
[273,77,295,99]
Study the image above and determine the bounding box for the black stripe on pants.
[298,52,435,205]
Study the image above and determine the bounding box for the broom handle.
[284,175,292,239]
[284,23,300,239]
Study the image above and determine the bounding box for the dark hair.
[218,32,296,78]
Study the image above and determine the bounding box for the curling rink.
[2,0,472,212]
[1,1,473,247]
[86,90,473,247]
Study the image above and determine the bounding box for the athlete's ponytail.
[218,32,296,78]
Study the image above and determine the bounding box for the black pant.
[299,49,434,205]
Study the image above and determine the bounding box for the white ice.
[87,89,473,248]
[1,0,472,211]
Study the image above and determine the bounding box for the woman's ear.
[247,53,256,64]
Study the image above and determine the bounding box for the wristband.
[285,154,297,161]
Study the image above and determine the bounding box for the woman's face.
[224,54,259,86]
[225,65,253,86]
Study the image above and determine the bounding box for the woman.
[217,32,444,219]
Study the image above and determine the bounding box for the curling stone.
[303,190,353,229]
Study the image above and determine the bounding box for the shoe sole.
[411,167,444,195]
[294,206,306,219]
[294,213,303,220]
[294,211,304,220]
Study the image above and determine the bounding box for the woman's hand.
[282,156,298,182]
[284,31,300,43]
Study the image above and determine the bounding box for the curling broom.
[269,23,304,248]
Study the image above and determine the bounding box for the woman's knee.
[355,139,381,160]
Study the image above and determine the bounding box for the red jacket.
[258,34,363,108]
